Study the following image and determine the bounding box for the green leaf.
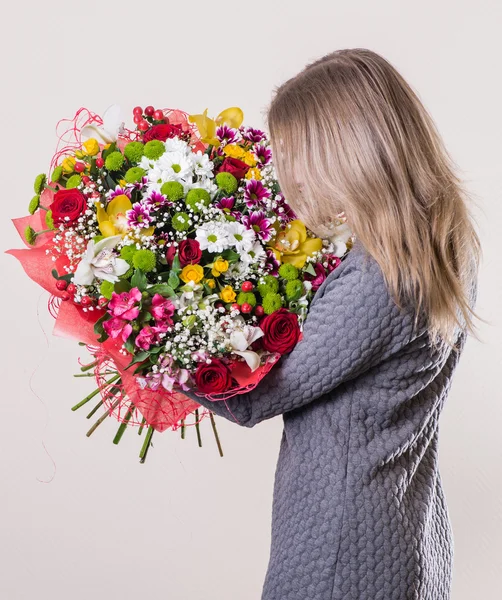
[94,313,109,343]
[101,142,117,160]
[304,263,317,277]
[171,253,181,275]
[221,248,240,262]
[167,270,180,289]
[131,269,148,291]
[147,283,175,297]
[124,337,135,354]
[124,350,150,371]
[114,279,132,293]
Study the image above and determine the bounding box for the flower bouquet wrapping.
[7,103,353,462]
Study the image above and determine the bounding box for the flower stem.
[194,409,202,447]
[112,403,135,445]
[80,360,98,372]
[85,395,122,438]
[138,416,146,435]
[209,412,224,457]
[74,371,118,378]
[71,374,120,411]
[86,386,121,419]
[180,418,185,439]
[139,426,154,463]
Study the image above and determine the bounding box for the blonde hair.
[265,48,484,353]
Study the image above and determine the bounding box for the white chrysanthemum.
[224,221,256,253]
[191,151,214,178]
[195,222,230,253]
[164,137,190,154]
[226,261,252,279]
[186,176,218,197]
[157,150,193,182]
[241,240,267,264]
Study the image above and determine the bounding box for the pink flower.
[151,294,175,325]
[108,288,142,320]
[103,317,132,343]
[304,263,327,291]
[135,325,157,350]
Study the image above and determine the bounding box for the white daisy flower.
[157,150,193,182]
[164,137,190,154]
[195,223,230,253]
[241,240,267,264]
[191,151,214,178]
[224,221,256,253]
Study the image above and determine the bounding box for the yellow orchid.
[188,107,244,147]
[96,194,154,238]
[267,220,323,269]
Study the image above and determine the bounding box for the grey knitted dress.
[183,237,476,600]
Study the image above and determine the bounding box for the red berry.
[80,296,93,307]
[133,106,143,116]
[55,280,67,291]
[241,303,252,314]
[254,305,265,317]
[241,280,253,292]
[74,162,85,173]
[133,114,143,125]
[153,109,164,120]
[215,301,224,309]
[81,176,90,184]
[98,297,109,308]
[61,291,72,301]
[144,106,155,117]
[138,120,149,132]
[231,303,241,312]
[66,283,76,295]
[96,157,104,168]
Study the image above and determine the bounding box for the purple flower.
[108,185,131,200]
[264,248,281,276]
[216,196,235,210]
[253,144,272,166]
[144,190,172,211]
[241,210,274,242]
[216,125,240,144]
[244,179,271,208]
[127,202,153,228]
[241,126,266,143]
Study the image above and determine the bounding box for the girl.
[183,48,483,600]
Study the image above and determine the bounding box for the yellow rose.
[242,151,257,167]
[180,264,204,284]
[245,167,262,180]
[223,144,246,159]
[213,257,229,273]
[82,138,100,156]
[204,278,216,289]
[61,156,76,174]
[220,285,236,303]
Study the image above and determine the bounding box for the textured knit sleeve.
[182,253,426,427]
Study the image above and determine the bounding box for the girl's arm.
[182,257,424,427]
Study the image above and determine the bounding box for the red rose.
[143,123,184,143]
[195,358,233,394]
[217,157,250,180]
[51,189,86,225]
[165,244,177,266]
[259,308,301,354]
[178,239,202,266]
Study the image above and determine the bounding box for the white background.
[1,1,501,598]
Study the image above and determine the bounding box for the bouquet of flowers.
[7,103,352,462]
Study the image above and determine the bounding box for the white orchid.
[229,319,265,372]
[80,104,125,145]
[327,221,353,258]
[73,235,129,286]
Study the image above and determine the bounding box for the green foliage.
[215,171,238,194]
[185,188,211,212]
[66,174,82,189]
[285,279,303,301]
[33,173,46,194]
[262,293,283,314]
[132,249,156,273]
[124,167,146,183]
[104,151,125,171]
[278,263,299,281]
[161,181,184,201]
[123,141,145,162]
[28,195,40,215]
[143,140,165,160]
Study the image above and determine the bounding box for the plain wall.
[1,1,501,598]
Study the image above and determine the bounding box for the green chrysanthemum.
[185,188,211,212]
[123,141,145,163]
[236,291,257,307]
[161,181,184,201]
[262,293,283,315]
[171,211,191,231]
[45,210,55,230]
[132,249,156,272]
[258,275,279,296]
[66,174,82,189]
[285,279,303,301]
[120,245,138,264]
[24,225,36,245]
[28,195,40,215]
[51,166,63,183]
[143,140,165,160]
[215,172,238,194]
[279,263,299,281]
[100,281,115,299]
[104,151,125,172]
[124,167,146,184]
[120,266,134,279]
[33,173,46,194]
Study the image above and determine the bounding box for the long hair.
[265,48,484,352]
